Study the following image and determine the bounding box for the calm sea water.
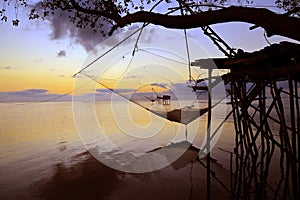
[0,102,84,199]
[0,101,235,198]
[1,100,287,199]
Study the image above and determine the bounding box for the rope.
[139,48,187,65]
[73,26,145,77]
[179,1,192,82]
[84,67,228,126]
[82,73,151,112]
[132,24,145,56]
[74,0,165,77]
[69,0,230,127]
[184,28,192,82]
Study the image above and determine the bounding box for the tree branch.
[109,6,300,41]
[69,0,121,21]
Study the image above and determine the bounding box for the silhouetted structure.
[162,95,171,105]
[192,41,300,200]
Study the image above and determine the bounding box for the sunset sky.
[0,1,298,102]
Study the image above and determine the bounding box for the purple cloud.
[23,89,48,94]
[57,50,66,57]
[46,10,112,52]
[96,89,112,93]
[0,89,72,102]
[96,88,134,93]
[150,83,168,88]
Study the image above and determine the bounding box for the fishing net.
[72,26,228,172]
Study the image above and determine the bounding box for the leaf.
[12,19,20,26]
[43,11,49,17]
[1,16,7,22]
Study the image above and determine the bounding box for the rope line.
[139,48,187,65]
[73,26,145,77]
[178,0,192,82]
[74,0,165,77]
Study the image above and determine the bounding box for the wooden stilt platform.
[192,41,300,199]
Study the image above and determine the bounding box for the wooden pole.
[288,75,298,200]
[295,80,300,198]
[206,68,212,200]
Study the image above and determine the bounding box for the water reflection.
[34,142,230,200]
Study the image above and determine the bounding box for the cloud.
[46,9,112,52]
[96,89,112,94]
[2,66,12,70]
[150,83,168,88]
[57,50,66,57]
[0,66,18,70]
[38,3,149,52]
[0,89,72,102]
[23,89,48,93]
[0,87,142,102]
[96,88,133,94]
[28,2,159,53]
[94,88,139,101]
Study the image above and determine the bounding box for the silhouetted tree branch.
[108,6,300,41]
[1,0,300,41]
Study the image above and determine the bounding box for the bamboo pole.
[206,68,212,200]
[295,80,300,199]
[288,75,298,200]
